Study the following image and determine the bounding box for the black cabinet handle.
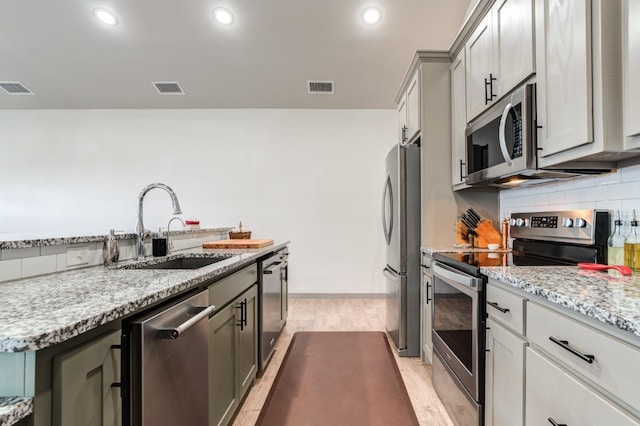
[489,73,497,100]
[459,159,466,179]
[237,300,246,330]
[242,298,248,327]
[549,336,595,364]
[487,301,510,314]
[548,417,566,426]
[484,78,491,104]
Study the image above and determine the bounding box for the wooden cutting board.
[203,239,274,249]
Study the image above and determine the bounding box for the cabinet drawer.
[527,302,640,413]
[208,264,257,310]
[486,282,526,335]
[525,348,639,426]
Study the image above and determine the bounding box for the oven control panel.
[530,216,558,228]
[509,210,608,244]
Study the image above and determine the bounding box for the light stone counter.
[481,265,640,338]
[0,397,32,426]
[0,242,289,352]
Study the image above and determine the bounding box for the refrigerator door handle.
[382,174,394,245]
[383,266,400,281]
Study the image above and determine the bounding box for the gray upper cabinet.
[451,51,468,188]
[465,0,534,122]
[535,0,632,168]
[398,69,421,145]
[623,0,640,150]
[492,0,535,97]
[534,0,593,158]
[466,13,495,121]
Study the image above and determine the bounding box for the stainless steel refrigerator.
[382,143,421,357]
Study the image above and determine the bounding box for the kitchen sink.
[131,254,233,270]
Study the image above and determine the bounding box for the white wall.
[0,109,396,294]
[500,163,640,225]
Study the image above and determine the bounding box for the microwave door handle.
[499,102,514,166]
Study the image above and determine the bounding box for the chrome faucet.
[135,183,182,260]
[167,216,185,255]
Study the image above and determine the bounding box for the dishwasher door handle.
[156,305,216,339]
[263,262,281,274]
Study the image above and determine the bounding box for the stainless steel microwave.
[465,83,537,186]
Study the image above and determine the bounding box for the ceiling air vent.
[0,81,34,95]
[307,80,334,95]
[152,81,185,95]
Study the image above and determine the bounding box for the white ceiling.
[0,0,472,109]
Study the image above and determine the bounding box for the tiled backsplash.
[500,162,640,223]
[0,229,229,283]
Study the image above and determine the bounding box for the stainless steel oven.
[431,261,486,426]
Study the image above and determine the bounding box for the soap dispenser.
[103,229,120,266]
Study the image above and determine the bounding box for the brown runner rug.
[256,331,419,426]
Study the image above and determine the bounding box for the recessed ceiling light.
[94,8,118,26]
[361,7,382,24]
[213,8,234,25]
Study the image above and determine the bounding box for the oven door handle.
[432,262,482,291]
[499,102,514,166]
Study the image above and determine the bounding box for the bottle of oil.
[624,210,640,271]
[607,211,624,265]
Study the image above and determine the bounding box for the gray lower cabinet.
[526,348,639,425]
[208,264,258,426]
[51,329,121,426]
[485,318,526,426]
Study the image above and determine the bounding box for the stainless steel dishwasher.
[125,289,215,426]
[259,252,283,372]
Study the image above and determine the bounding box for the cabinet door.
[280,265,288,326]
[485,319,526,426]
[406,70,421,143]
[398,96,408,144]
[209,303,238,426]
[52,330,121,426]
[624,0,640,149]
[535,0,593,157]
[451,52,467,187]
[421,267,433,364]
[237,285,258,400]
[466,13,494,121]
[525,348,639,425]
[493,0,534,95]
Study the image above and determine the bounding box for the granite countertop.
[0,397,32,426]
[0,227,232,249]
[421,246,508,255]
[0,241,289,353]
[481,265,640,338]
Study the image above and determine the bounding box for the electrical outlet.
[66,247,90,267]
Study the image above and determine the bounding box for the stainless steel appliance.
[382,143,421,356]
[465,84,609,188]
[125,290,215,426]
[431,209,608,426]
[258,250,287,372]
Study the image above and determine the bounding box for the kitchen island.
[0,241,289,426]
